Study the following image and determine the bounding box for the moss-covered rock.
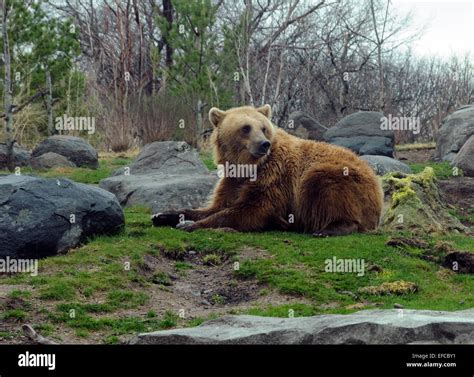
[358,281,418,295]
[381,167,466,234]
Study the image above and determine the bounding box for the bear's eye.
[242,125,251,134]
[262,127,267,133]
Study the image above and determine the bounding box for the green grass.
[2,309,28,321]
[199,149,216,170]
[0,154,473,341]
[0,155,134,184]
[47,310,178,334]
[0,331,15,339]
[449,209,474,227]
[1,206,472,339]
[8,290,31,299]
[408,161,461,180]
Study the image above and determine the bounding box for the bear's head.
[209,105,275,165]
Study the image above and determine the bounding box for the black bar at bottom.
[0,345,473,377]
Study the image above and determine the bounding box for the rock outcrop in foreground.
[131,309,474,344]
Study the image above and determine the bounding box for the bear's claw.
[151,211,181,227]
[176,220,197,232]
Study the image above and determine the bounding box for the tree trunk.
[46,69,54,135]
[196,98,202,138]
[2,1,14,172]
[158,0,173,93]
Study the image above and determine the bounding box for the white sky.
[392,0,474,57]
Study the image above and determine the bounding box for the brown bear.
[152,105,383,236]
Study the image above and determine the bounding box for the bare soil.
[396,148,434,163]
[0,247,311,344]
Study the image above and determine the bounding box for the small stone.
[188,250,197,255]
[394,303,404,309]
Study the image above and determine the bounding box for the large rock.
[324,111,394,157]
[111,141,210,176]
[0,143,30,169]
[32,136,99,169]
[131,309,474,344]
[381,167,466,234]
[30,152,77,170]
[286,111,327,140]
[361,155,412,175]
[100,141,217,213]
[0,175,124,258]
[452,135,474,177]
[435,105,474,162]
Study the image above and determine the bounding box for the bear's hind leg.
[299,162,366,236]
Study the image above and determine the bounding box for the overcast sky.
[392,0,473,57]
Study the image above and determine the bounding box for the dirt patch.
[442,252,474,274]
[386,237,429,249]
[135,246,296,319]
[0,284,31,297]
[396,148,434,164]
[438,177,474,213]
[0,247,312,344]
[0,296,28,311]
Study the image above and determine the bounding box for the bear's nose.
[259,141,271,153]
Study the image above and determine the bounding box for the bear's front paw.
[176,220,199,232]
[151,211,181,227]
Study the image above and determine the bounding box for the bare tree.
[2,0,14,171]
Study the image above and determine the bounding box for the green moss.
[391,185,419,206]
[203,253,222,266]
[381,168,464,234]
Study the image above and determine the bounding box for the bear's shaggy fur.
[152,105,383,236]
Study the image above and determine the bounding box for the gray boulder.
[324,111,394,157]
[32,135,99,169]
[361,155,412,175]
[435,105,474,162]
[0,143,30,169]
[131,309,474,345]
[112,141,210,176]
[286,111,327,141]
[452,135,474,177]
[30,152,77,170]
[100,141,217,213]
[100,174,216,213]
[0,175,124,258]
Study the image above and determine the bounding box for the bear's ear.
[209,107,226,128]
[257,104,272,119]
